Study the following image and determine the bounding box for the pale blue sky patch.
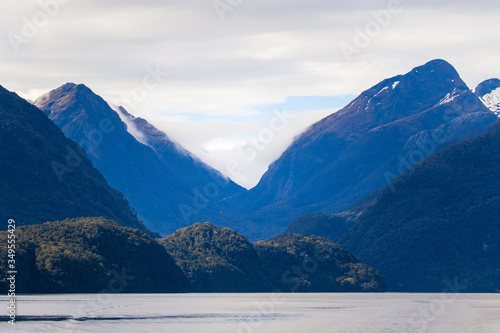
[255,95,358,113]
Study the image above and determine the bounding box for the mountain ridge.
[0,84,147,232]
[35,83,244,235]
[223,59,499,240]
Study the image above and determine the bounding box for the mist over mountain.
[225,59,499,240]
[0,85,146,232]
[35,84,243,235]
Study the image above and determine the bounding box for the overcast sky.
[1,0,499,188]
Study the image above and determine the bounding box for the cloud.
[1,0,499,186]
[150,108,336,188]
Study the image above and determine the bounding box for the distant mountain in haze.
[475,78,500,116]
[226,59,499,240]
[284,212,353,242]
[35,83,243,235]
[0,84,147,232]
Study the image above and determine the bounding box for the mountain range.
[29,60,500,242]
[224,59,499,240]
[1,58,499,293]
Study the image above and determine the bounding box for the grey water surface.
[1,293,499,332]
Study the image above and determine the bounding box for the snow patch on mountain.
[437,88,462,106]
[374,86,389,97]
[478,87,500,116]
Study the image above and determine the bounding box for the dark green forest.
[161,222,385,292]
[288,123,500,292]
[0,219,385,293]
[160,222,270,292]
[341,123,500,292]
[255,234,386,292]
[0,218,189,293]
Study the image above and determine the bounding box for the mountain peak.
[60,82,78,89]
[35,83,244,235]
[47,82,91,96]
[303,59,468,140]
[474,78,500,96]
[408,58,467,88]
[0,84,147,232]
[419,58,455,71]
[35,82,122,128]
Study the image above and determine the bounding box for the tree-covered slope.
[160,222,270,292]
[342,123,500,292]
[160,222,385,292]
[0,85,147,232]
[0,218,189,293]
[255,234,386,292]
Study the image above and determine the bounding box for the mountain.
[0,218,189,293]
[160,222,386,292]
[341,122,500,292]
[35,83,243,235]
[475,78,500,116]
[0,85,146,232]
[227,59,499,240]
[284,190,379,241]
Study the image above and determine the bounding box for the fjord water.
[3,293,499,332]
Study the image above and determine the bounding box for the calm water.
[1,293,499,332]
